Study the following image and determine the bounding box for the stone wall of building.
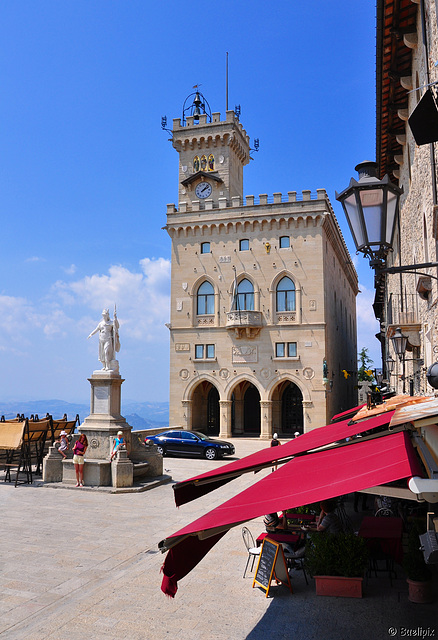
[384,0,438,396]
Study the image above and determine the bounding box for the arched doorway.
[244,385,261,433]
[191,381,220,436]
[230,380,261,436]
[207,386,219,435]
[281,382,303,434]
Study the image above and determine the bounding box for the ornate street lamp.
[335,161,403,269]
[386,355,395,375]
[390,327,408,362]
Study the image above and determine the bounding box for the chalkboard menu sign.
[252,537,292,597]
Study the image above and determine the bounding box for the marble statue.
[88,307,120,371]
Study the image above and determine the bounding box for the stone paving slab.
[0,438,437,639]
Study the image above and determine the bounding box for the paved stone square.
[0,439,436,639]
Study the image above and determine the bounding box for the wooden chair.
[0,420,31,486]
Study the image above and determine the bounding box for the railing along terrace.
[386,293,419,326]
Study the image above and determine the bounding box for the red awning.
[160,431,422,597]
[173,411,395,507]
[331,403,366,422]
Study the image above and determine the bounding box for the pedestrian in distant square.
[73,433,88,487]
[111,430,126,461]
[56,430,69,459]
[270,432,280,471]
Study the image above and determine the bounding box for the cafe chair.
[282,544,309,585]
[375,507,394,517]
[242,526,261,578]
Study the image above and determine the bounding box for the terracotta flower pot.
[315,575,363,598]
[407,578,434,604]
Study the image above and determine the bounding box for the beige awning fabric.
[0,421,26,450]
[352,395,430,422]
[390,397,438,428]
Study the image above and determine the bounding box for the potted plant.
[403,523,434,604]
[305,532,369,598]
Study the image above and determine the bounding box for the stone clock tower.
[164,92,358,440]
[171,91,251,209]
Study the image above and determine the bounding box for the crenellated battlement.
[166,189,327,214]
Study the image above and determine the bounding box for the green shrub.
[305,532,369,578]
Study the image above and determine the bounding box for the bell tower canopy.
[171,92,251,207]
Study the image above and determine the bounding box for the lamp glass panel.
[360,188,384,245]
[344,194,366,247]
[385,190,398,246]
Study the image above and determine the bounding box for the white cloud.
[62,264,77,275]
[53,257,171,342]
[25,256,46,263]
[0,257,171,355]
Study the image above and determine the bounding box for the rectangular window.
[206,344,215,359]
[275,343,285,357]
[275,342,297,357]
[239,239,249,251]
[279,236,290,248]
[195,344,216,359]
[195,345,204,359]
[287,342,297,357]
[201,242,210,254]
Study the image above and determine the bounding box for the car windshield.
[191,431,210,441]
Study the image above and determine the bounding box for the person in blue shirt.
[111,431,126,461]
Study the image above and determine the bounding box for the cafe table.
[358,516,404,565]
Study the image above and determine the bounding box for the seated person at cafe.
[316,500,343,534]
[263,513,283,532]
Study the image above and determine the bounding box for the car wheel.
[156,445,165,456]
[204,447,217,460]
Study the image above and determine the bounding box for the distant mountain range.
[0,399,169,430]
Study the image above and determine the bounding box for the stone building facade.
[375,0,438,395]
[165,105,358,439]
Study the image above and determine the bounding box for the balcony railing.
[386,293,419,326]
[226,310,262,338]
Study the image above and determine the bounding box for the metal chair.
[242,526,261,578]
[283,544,309,585]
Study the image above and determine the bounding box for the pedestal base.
[62,459,112,487]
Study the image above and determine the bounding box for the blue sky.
[0,1,380,404]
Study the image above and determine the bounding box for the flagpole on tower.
[226,52,229,112]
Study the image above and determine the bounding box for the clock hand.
[201,185,209,193]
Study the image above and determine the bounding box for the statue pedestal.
[46,368,164,488]
[80,371,132,461]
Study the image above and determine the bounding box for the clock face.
[195,181,212,199]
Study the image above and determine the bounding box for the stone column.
[260,401,273,440]
[111,448,133,488]
[233,399,244,435]
[219,400,232,439]
[181,400,192,431]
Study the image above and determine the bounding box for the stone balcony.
[226,310,262,339]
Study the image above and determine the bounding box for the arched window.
[234,278,254,311]
[276,276,295,312]
[197,281,214,315]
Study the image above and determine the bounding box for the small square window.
[239,239,249,251]
[201,242,210,254]
[275,343,285,357]
[287,342,297,357]
[195,345,204,359]
[206,344,215,359]
[279,236,290,249]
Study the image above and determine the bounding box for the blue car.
[145,430,235,460]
